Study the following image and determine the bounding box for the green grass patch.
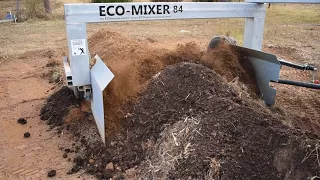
[211,19,245,45]
[266,4,320,25]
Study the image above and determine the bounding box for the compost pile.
[40,30,320,179]
[123,63,319,179]
[88,29,259,135]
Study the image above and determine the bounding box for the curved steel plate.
[90,55,114,144]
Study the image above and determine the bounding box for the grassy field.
[0,3,319,63]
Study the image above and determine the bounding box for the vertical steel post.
[243,2,266,50]
[66,23,91,87]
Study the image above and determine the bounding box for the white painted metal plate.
[64,2,267,88]
[64,2,266,24]
[71,39,87,56]
[243,17,265,50]
[67,23,90,86]
[231,45,280,105]
[246,0,320,3]
[90,55,114,144]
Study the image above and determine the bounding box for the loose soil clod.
[17,118,27,125]
[47,170,56,177]
[64,148,70,153]
[40,86,80,127]
[24,132,30,138]
[105,162,114,171]
[88,159,94,165]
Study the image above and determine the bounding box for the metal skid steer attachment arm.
[62,0,320,143]
[231,45,319,106]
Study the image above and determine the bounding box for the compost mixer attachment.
[62,1,320,143]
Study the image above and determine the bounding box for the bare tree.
[16,0,21,19]
[43,0,52,13]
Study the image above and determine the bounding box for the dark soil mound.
[121,62,319,179]
[89,29,166,134]
[40,86,80,127]
[202,43,259,96]
[88,29,258,136]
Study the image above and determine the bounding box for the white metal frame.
[64,2,268,87]
[247,0,320,3]
[63,0,319,143]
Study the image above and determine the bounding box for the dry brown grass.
[25,0,44,19]
[0,0,16,18]
[138,116,203,179]
[0,21,66,58]
[205,157,221,179]
[0,0,66,21]
[24,0,66,20]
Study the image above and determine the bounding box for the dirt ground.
[0,2,320,180]
[0,52,95,179]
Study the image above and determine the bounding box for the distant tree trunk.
[43,0,52,13]
[16,0,21,19]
